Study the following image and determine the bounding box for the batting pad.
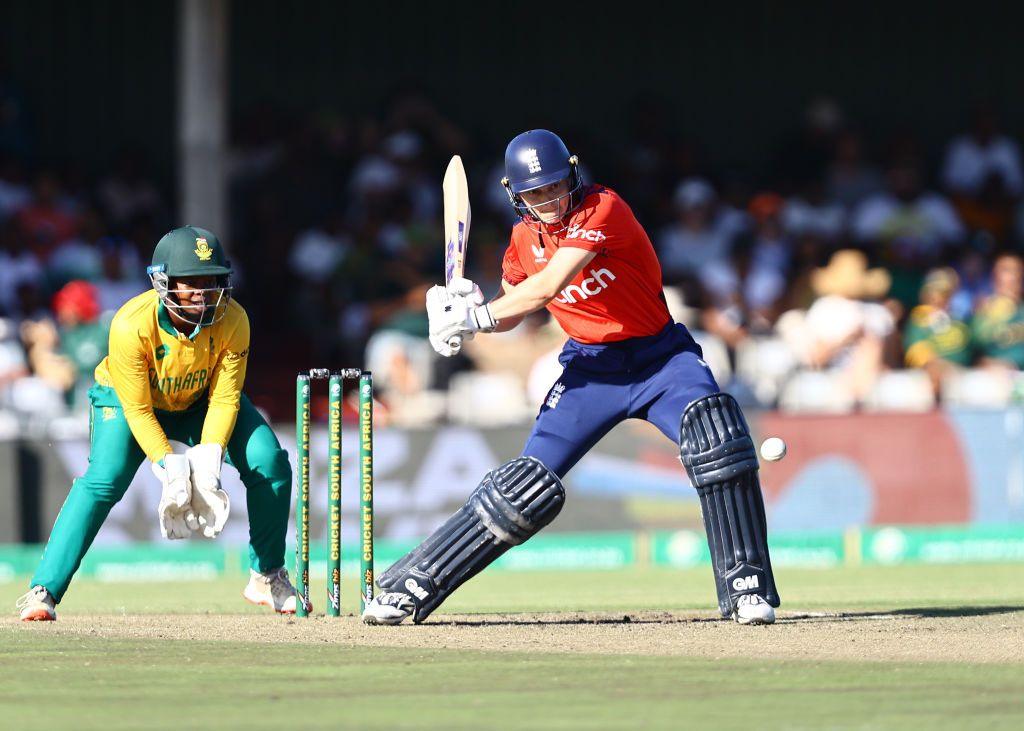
[680,393,780,617]
[377,456,564,622]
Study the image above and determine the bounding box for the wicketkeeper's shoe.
[243,568,310,615]
[361,591,415,625]
[732,594,775,625]
[17,585,56,622]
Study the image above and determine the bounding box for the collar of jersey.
[157,301,203,341]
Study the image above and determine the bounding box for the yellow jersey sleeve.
[200,306,250,448]
[106,310,173,462]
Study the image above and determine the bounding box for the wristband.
[471,304,497,332]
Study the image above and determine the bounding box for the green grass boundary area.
[3,525,1024,585]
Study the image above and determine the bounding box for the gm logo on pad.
[732,575,759,591]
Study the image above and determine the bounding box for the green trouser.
[31,384,292,602]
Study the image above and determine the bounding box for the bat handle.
[447,333,463,354]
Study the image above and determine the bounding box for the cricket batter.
[17,226,303,621]
[363,130,780,625]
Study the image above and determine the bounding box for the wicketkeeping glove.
[154,451,195,540]
[185,443,230,539]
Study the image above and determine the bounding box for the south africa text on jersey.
[148,368,209,394]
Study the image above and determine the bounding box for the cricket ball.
[759,437,787,462]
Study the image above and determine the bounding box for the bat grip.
[447,333,463,354]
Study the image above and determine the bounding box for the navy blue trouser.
[522,323,719,477]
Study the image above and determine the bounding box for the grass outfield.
[2,564,1023,730]
[4,563,1024,615]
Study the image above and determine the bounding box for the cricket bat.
[443,155,471,353]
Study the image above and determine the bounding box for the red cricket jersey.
[501,185,671,344]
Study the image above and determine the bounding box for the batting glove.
[186,443,230,539]
[447,276,485,307]
[427,285,496,357]
[427,285,469,356]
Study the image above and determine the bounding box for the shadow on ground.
[431,604,1024,626]
[781,605,1024,623]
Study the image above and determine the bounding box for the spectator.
[92,233,148,314]
[9,279,50,323]
[826,129,884,209]
[973,253,1024,370]
[380,130,439,224]
[0,219,43,316]
[852,158,964,260]
[942,105,1023,199]
[852,157,965,309]
[16,171,80,259]
[657,178,744,297]
[47,206,105,288]
[778,249,895,404]
[51,280,109,409]
[949,239,994,321]
[16,315,74,418]
[784,181,846,246]
[0,316,29,409]
[904,268,972,396]
[703,193,791,338]
[290,212,353,286]
[941,107,1021,244]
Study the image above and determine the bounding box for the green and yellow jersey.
[972,294,1024,368]
[903,304,971,368]
[93,289,250,463]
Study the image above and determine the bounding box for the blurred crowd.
[5,81,1024,429]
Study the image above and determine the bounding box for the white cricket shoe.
[243,568,310,615]
[17,586,56,622]
[732,594,775,625]
[361,592,415,625]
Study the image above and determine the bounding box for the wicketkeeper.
[362,130,780,626]
[17,226,303,621]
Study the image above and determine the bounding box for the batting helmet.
[501,129,583,227]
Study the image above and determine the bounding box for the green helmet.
[147,226,233,328]
[149,225,231,277]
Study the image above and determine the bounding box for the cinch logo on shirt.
[555,267,617,304]
[565,224,607,243]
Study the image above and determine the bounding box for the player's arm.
[175,309,248,540]
[487,246,596,323]
[200,309,250,449]
[106,321,172,463]
[489,282,525,333]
